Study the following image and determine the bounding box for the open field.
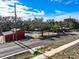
[25,32,57,39]
[37,34,79,53]
[51,43,79,59]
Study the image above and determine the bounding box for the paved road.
[0,39,54,58]
[0,32,78,58]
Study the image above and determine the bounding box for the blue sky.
[0,0,79,21]
[18,0,79,16]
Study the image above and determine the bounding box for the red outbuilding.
[1,28,25,42]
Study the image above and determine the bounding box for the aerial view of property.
[0,0,79,59]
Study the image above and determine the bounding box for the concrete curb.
[31,39,79,59]
[0,45,44,59]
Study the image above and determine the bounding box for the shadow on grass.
[39,32,76,40]
[14,41,52,59]
[24,35,34,40]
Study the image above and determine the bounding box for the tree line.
[0,16,79,32]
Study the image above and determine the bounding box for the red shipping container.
[16,30,25,40]
[2,28,25,42]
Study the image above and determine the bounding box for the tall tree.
[64,18,79,29]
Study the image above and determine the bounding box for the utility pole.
[12,0,17,41]
[14,0,17,28]
[13,0,39,56]
[0,22,3,35]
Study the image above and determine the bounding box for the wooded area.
[0,16,79,32]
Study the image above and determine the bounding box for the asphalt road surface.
[0,32,78,58]
[0,39,54,58]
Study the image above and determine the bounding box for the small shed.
[0,28,25,43]
[2,31,15,42]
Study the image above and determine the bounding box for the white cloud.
[50,0,62,3]
[24,11,45,16]
[54,13,79,21]
[0,0,45,18]
[50,0,78,5]
[65,0,78,5]
[33,9,39,12]
[16,4,31,10]
[43,12,79,21]
[54,10,66,14]
[65,1,73,5]
[55,10,63,14]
